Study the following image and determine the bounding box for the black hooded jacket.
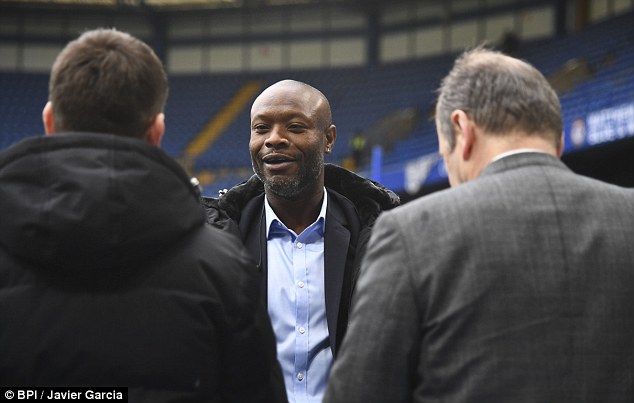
[0,133,286,403]
[201,164,400,353]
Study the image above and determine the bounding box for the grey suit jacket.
[325,152,634,403]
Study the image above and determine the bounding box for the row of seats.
[0,11,632,195]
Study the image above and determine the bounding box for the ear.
[43,102,55,135]
[325,124,337,154]
[451,110,475,161]
[145,113,165,147]
[556,132,564,157]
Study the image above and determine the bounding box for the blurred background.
[1,0,633,202]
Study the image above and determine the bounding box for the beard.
[252,152,324,200]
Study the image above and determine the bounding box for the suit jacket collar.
[323,189,352,354]
[238,189,352,354]
[482,151,569,178]
[238,194,267,299]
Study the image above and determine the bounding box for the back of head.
[436,47,562,151]
[49,28,168,138]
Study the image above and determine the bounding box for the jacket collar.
[217,163,400,225]
[482,152,569,178]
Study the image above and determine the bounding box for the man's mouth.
[262,154,295,166]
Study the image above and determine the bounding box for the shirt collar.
[264,188,328,239]
[491,148,550,163]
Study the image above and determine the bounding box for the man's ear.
[43,102,55,136]
[451,110,475,161]
[145,113,165,147]
[556,132,564,157]
[325,124,337,153]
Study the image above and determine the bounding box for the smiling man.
[202,79,400,403]
[249,80,335,227]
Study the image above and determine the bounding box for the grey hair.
[435,47,562,151]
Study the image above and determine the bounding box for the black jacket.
[0,132,286,403]
[201,164,400,354]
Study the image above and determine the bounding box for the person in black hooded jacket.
[0,28,286,403]
[202,79,400,403]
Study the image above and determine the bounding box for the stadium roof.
[0,0,390,10]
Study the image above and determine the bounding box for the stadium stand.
[0,11,632,197]
[0,73,49,150]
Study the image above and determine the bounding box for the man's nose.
[264,126,289,149]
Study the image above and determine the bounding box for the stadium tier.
[1,11,632,197]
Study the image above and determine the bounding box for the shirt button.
[297,281,305,288]
[299,327,306,334]
[296,242,304,249]
[297,373,304,381]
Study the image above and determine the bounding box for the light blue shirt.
[265,191,332,403]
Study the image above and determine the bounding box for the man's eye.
[253,125,269,132]
[289,124,305,131]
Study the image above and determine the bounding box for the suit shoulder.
[383,184,468,218]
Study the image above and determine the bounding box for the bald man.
[323,48,634,403]
[202,80,400,403]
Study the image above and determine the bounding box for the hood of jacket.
[204,163,400,227]
[0,132,205,273]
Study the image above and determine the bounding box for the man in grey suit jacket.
[324,48,634,402]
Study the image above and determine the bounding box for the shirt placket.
[293,239,309,398]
